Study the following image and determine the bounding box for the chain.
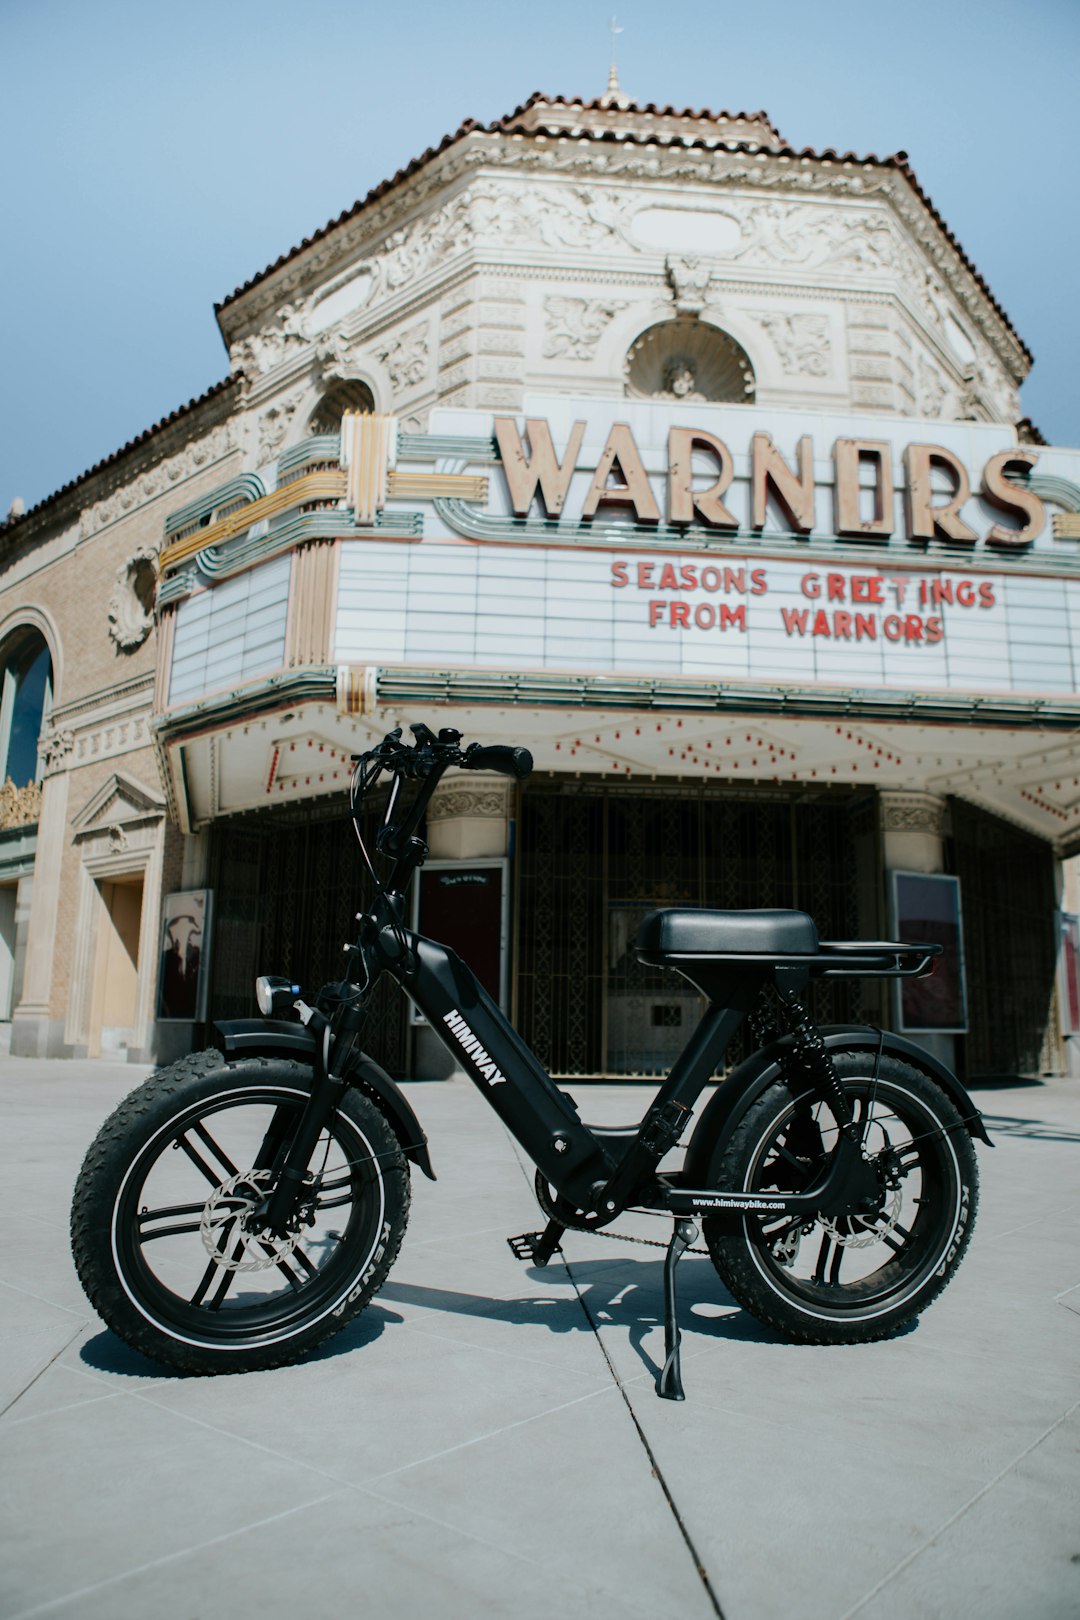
[576,1220,711,1257]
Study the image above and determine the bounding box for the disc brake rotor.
[199,1169,304,1272]
[818,1185,903,1249]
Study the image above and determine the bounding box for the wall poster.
[157,889,212,1022]
[410,860,508,1022]
[1058,912,1080,1036]
[890,872,968,1034]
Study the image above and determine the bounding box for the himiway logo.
[442,1009,508,1086]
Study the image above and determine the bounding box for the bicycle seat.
[636,908,818,961]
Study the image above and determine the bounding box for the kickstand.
[657,1218,699,1401]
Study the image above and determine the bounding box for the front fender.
[212,1018,436,1181]
[682,1025,990,1186]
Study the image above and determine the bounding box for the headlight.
[255,976,299,1016]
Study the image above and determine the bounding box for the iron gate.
[207,794,406,1076]
[949,799,1057,1076]
[516,782,880,1078]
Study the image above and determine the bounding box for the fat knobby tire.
[705,1053,979,1345]
[70,1050,410,1375]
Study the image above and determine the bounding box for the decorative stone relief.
[918,357,947,419]
[665,257,713,316]
[229,302,308,377]
[376,322,430,390]
[427,785,511,823]
[41,727,75,775]
[81,421,234,535]
[225,133,1023,381]
[542,297,627,360]
[370,181,627,301]
[107,543,158,652]
[726,200,895,276]
[257,390,303,457]
[879,791,946,838]
[315,327,356,382]
[0,779,42,828]
[752,313,832,377]
[626,321,755,403]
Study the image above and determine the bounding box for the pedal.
[508,1231,544,1261]
[507,1217,564,1266]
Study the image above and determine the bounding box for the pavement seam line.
[563,1251,727,1620]
[0,1278,90,1320]
[393,1316,613,1380]
[501,1114,725,1616]
[362,1380,619,1483]
[837,1395,1080,1620]
[351,1477,667,1620]
[131,1376,612,1496]
[129,1385,653,1613]
[0,1322,87,1421]
[3,1491,342,1620]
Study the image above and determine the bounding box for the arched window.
[0,631,52,787]
[308,380,376,437]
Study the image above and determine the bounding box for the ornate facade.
[2,88,1078,1075]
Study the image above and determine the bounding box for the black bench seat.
[636,908,819,963]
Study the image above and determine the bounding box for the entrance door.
[89,876,143,1057]
[949,801,1057,1076]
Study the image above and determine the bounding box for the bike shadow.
[77,1303,403,1380]
[379,1253,784,1386]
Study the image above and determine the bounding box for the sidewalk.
[1,1056,1077,1619]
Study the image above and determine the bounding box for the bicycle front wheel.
[71,1051,409,1374]
[704,1053,978,1344]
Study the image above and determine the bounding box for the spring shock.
[777,989,856,1134]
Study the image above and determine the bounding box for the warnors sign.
[331,400,1080,698]
[493,416,1045,549]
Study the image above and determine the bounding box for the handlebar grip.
[464,745,533,780]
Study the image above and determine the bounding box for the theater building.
[6,88,1080,1079]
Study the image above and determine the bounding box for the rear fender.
[682,1025,990,1186]
[212,1018,436,1180]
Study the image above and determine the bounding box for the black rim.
[112,1085,386,1348]
[740,1078,962,1320]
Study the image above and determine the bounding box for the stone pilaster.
[426,776,512,860]
[10,771,70,1056]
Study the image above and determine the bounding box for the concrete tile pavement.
[0,1056,1077,1619]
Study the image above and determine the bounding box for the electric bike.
[71,724,988,1399]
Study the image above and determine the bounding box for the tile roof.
[2,374,241,537]
[214,91,1030,365]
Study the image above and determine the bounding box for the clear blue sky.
[2,0,1077,514]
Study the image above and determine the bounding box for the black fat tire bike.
[72,724,988,1398]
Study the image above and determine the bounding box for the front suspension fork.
[261,1007,346,1235]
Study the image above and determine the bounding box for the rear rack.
[812,941,942,979]
[648,941,941,981]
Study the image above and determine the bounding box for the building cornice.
[216,117,1029,380]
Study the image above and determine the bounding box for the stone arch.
[307,378,378,436]
[624,318,756,404]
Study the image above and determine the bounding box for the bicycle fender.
[212,1019,435,1180]
[346,1053,436,1181]
[682,1025,990,1186]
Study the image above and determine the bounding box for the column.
[11,771,70,1056]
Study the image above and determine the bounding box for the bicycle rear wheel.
[704,1053,977,1344]
[71,1051,409,1374]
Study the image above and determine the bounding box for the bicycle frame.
[218,725,988,1400]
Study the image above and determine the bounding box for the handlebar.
[462,744,533,780]
[356,725,533,782]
